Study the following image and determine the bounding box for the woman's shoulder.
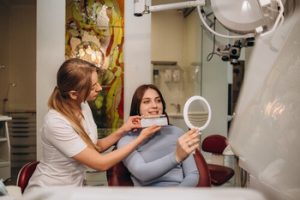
[45,109,64,120]
[44,109,71,128]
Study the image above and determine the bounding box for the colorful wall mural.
[65,0,124,137]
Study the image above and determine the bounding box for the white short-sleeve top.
[24,102,98,193]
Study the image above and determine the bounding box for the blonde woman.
[25,58,161,193]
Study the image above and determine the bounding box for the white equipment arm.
[133,0,285,39]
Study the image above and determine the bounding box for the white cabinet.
[0,115,12,181]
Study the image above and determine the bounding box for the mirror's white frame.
[183,96,211,132]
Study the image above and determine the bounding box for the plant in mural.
[65,0,124,137]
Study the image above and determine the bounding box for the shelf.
[0,116,12,121]
[0,138,8,142]
[0,115,11,180]
[0,160,10,167]
[152,60,183,71]
[151,61,177,66]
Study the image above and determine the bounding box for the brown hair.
[129,84,169,123]
[48,58,100,151]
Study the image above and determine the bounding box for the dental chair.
[201,135,234,186]
[106,148,211,187]
[194,148,211,187]
[106,157,134,186]
[17,161,39,193]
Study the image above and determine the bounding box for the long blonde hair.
[48,58,100,151]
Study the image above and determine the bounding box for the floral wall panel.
[66,0,124,137]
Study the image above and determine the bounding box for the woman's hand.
[137,125,161,142]
[120,116,142,133]
[175,129,200,163]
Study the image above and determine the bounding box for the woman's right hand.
[137,125,161,142]
[175,129,200,163]
[120,115,142,134]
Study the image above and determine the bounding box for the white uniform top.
[24,102,98,194]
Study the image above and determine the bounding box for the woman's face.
[87,70,102,101]
[139,88,163,116]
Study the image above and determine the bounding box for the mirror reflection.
[187,99,209,128]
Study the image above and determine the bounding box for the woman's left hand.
[175,128,200,163]
[120,115,142,133]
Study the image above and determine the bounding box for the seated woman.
[117,84,199,187]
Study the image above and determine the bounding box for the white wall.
[8,4,36,111]
[0,3,10,114]
[152,10,184,65]
[36,0,151,158]
[37,0,65,158]
[151,5,228,136]
[151,9,186,114]
[0,2,36,114]
[124,1,152,117]
[201,24,229,136]
[151,9,203,116]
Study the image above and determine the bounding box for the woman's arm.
[73,125,160,171]
[118,129,200,182]
[96,116,141,152]
[124,151,179,182]
[118,136,178,182]
[118,136,179,182]
[178,154,199,187]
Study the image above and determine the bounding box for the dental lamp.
[133,0,285,39]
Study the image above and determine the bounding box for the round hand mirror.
[183,96,211,132]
